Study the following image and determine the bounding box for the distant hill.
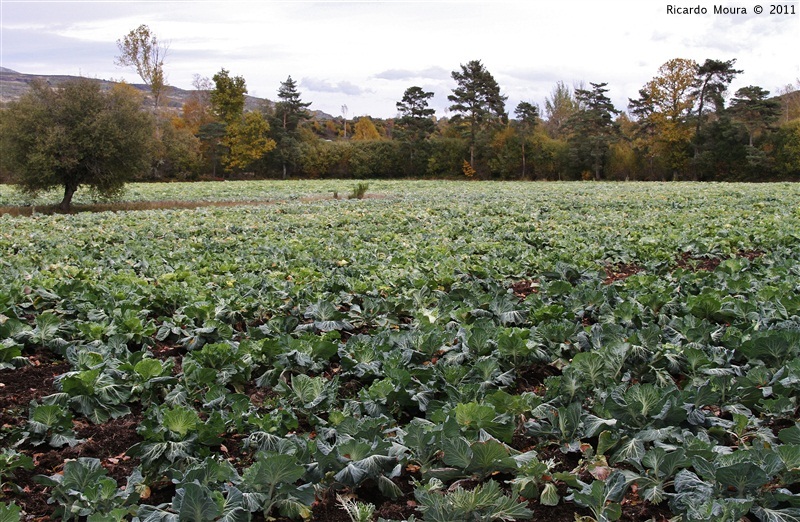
[0,68,334,119]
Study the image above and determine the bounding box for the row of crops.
[2,181,800,521]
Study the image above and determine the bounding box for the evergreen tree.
[396,86,435,141]
[731,86,783,174]
[273,76,311,178]
[568,82,620,180]
[690,59,742,179]
[396,86,435,174]
[514,101,539,178]
[731,86,782,147]
[447,60,507,170]
[692,59,742,134]
[275,76,311,132]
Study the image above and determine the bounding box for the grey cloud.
[300,78,372,96]
[373,66,450,81]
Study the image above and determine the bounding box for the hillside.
[0,67,333,119]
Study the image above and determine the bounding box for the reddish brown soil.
[511,279,540,299]
[738,249,764,261]
[1,349,145,519]
[515,362,562,395]
[676,252,721,272]
[603,263,644,284]
[0,349,70,427]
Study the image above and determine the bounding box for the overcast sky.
[1,0,798,118]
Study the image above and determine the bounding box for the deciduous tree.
[1,78,154,211]
[352,117,382,141]
[629,58,698,179]
[211,68,248,124]
[544,81,579,139]
[115,24,168,109]
[223,112,276,172]
[181,75,215,134]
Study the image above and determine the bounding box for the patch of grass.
[348,182,369,200]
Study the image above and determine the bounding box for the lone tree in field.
[1,78,154,211]
[115,24,168,109]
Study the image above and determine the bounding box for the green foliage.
[27,401,82,448]
[210,69,247,124]
[0,450,34,492]
[569,471,627,522]
[349,182,370,199]
[338,494,376,522]
[35,458,140,521]
[1,78,154,210]
[448,59,507,172]
[223,111,276,173]
[567,82,620,180]
[240,451,314,519]
[3,180,800,519]
[414,479,532,522]
[0,503,21,522]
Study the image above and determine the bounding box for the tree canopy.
[1,78,154,210]
[448,60,507,170]
[396,86,436,143]
[115,24,168,109]
[275,76,312,132]
[211,69,248,124]
[568,82,620,180]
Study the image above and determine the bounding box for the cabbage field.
[2,180,800,521]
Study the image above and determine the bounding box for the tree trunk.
[521,140,527,178]
[59,182,77,212]
[469,144,475,170]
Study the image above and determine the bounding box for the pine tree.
[568,82,620,180]
[396,86,435,173]
[275,76,312,132]
[447,60,507,170]
[731,86,782,147]
[397,86,435,141]
[514,101,539,178]
[273,76,311,178]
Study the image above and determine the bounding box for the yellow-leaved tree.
[224,112,276,172]
[352,117,382,141]
[629,58,698,179]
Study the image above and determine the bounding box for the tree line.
[2,24,799,209]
